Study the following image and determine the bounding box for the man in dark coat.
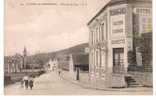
[29,76,34,90]
[23,75,29,90]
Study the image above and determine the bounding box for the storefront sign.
[111,39,125,44]
[133,8,152,34]
[110,8,126,16]
[111,14,125,36]
[133,8,151,15]
[110,8,126,39]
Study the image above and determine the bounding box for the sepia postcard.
[4,0,153,95]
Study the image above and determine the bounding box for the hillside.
[56,43,88,56]
[28,43,88,64]
[4,43,89,66]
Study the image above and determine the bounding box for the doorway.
[113,48,124,73]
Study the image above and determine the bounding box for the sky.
[5,0,110,56]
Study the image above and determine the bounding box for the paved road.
[4,71,152,95]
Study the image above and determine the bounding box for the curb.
[61,75,123,91]
[61,75,152,92]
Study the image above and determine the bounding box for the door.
[113,48,124,73]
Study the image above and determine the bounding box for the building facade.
[4,47,29,74]
[4,54,23,73]
[88,0,152,88]
[45,58,58,71]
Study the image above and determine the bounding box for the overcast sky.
[5,0,109,56]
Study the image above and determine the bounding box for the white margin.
[153,0,156,95]
[0,0,156,99]
[0,0,4,95]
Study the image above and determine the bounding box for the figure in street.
[76,67,80,81]
[29,76,34,90]
[23,75,29,90]
[58,68,61,76]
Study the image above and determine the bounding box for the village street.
[4,71,152,95]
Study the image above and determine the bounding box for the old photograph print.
[4,0,153,95]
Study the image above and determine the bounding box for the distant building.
[4,46,29,73]
[58,53,89,72]
[4,54,23,73]
[45,58,58,71]
[84,47,89,54]
[67,53,89,80]
[69,54,74,74]
[88,0,152,88]
[72,54,89,71]
[58,55,70,71]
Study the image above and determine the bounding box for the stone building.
[71,54,89,71]
[58,53,89,71]
[87,0,152,88]
[45,58,58,71]
[4,47,29,73]
[69,54,89,80]
[4,54,23,73]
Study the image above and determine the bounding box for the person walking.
[58,68,62,80]
[58,70,61,76]
[29,76,34,90]
[76,67,80,81]
[23,75,29,90]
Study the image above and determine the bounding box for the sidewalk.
[61,70,92,89]
[61,70,153,93]
[5,71,152,95]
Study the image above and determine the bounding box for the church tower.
[23,46,27,69]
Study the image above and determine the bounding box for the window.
[101,23,106,41]
[96,50,98,67]
[98,26,101,42]
[93,31,96,44]
[101,50,106,68]
[101,23,104,41]
[91,31,93,45]
[96,27,98,43]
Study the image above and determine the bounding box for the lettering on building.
[111,39,125,44]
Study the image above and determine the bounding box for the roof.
[87,0,152,25]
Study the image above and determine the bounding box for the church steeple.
[23,46,27,69]
[23,46,27,57]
